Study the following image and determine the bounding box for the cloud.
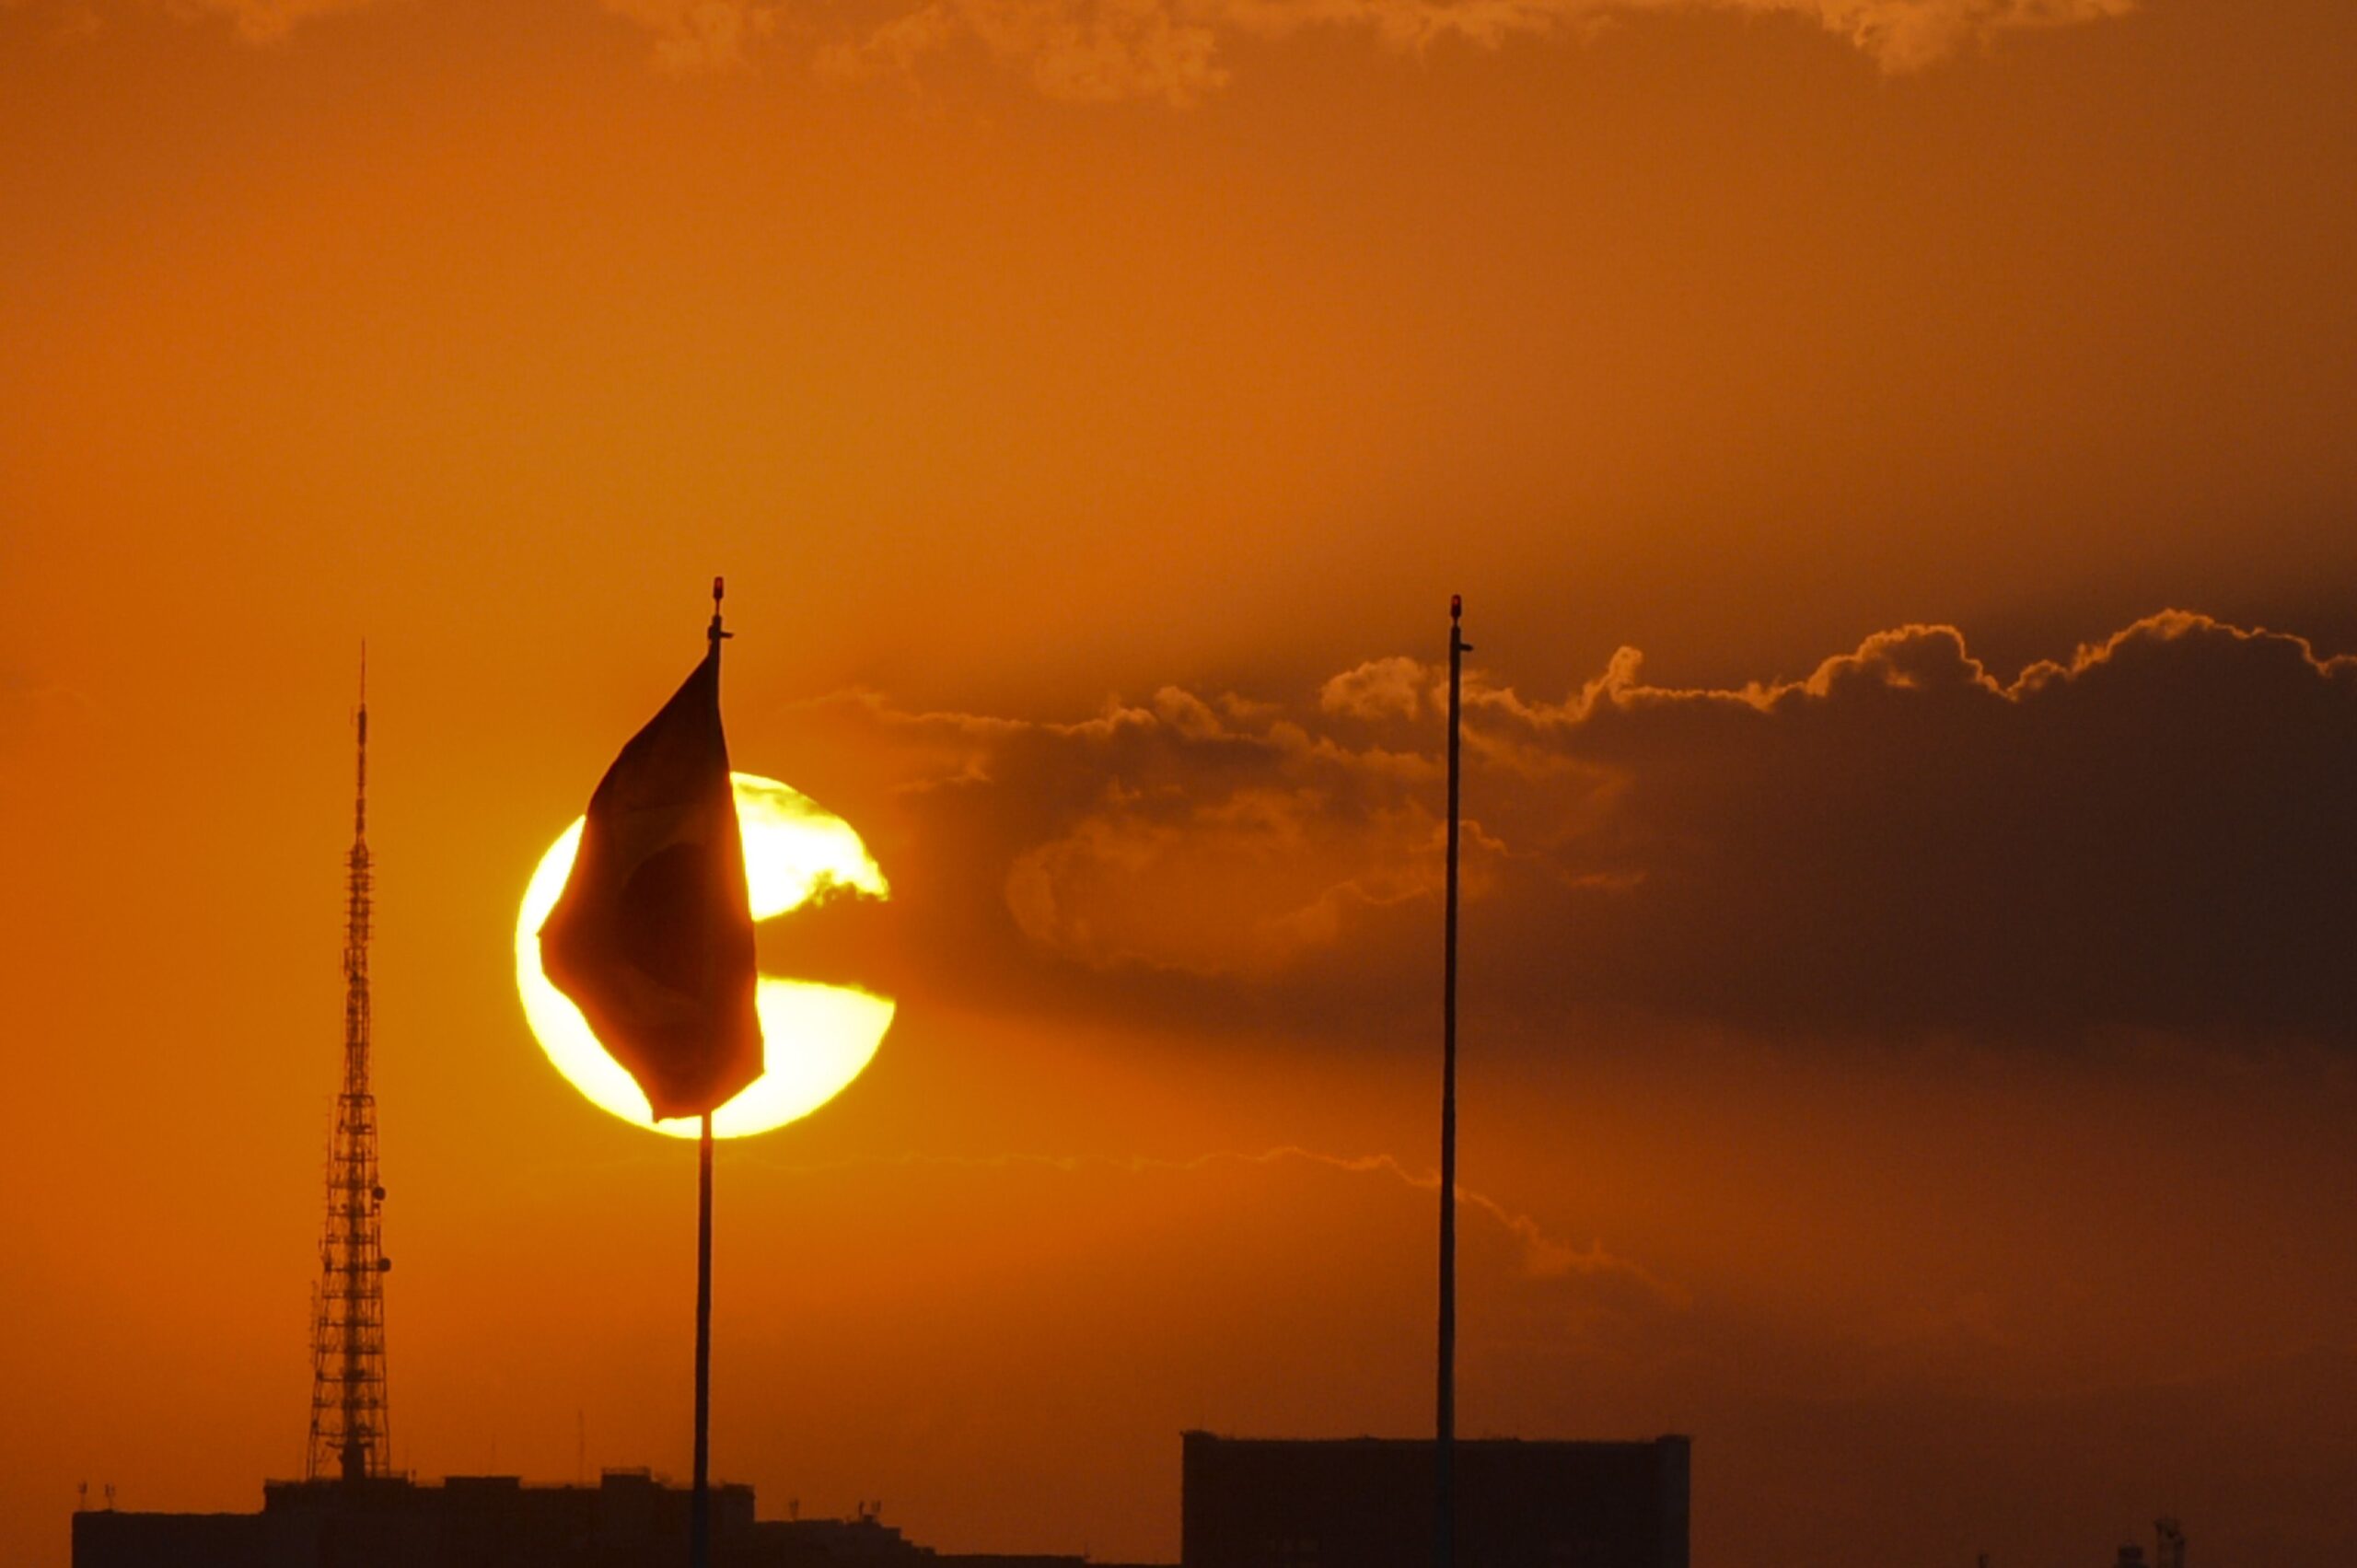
[1320,656,1431,723]
[1003,784,1445,977]
[753,610,2357,1047]
[1467,610,2357,1039]
[818,0,1232,104]
[741,1142,1684,1302]
[815,0,2137,103]
[162,0,377,43]
[600,0,778,73]
[43,0,2132,98]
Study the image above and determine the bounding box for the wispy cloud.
[162,0,380,44]
[600,0,779,73]
[737,1142,1688,1303]
[44,0,2136,99]
[820,0,2134,103]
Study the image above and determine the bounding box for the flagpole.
[691,575,728,1568]
[691,1109,714,1568]
[1436,593,1466,1568]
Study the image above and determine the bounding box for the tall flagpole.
[1436,593,1467,1568]
[691,577,729,1568]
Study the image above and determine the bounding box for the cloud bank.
[54,0,2136,98]
[763,611,2357,1047]
[819,0,2134,103]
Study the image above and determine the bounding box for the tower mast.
[306,654,392,1483]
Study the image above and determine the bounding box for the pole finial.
[708,577,732,645]
[1450,593,1461,621]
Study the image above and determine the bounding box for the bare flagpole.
[692,577,729,1568]
[1436,593,1467,1568]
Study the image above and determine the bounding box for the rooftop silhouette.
[72,1469,1165,1568]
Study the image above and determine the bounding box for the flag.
[539,641,762,1121]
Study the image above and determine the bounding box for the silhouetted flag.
[539,644,762,1121]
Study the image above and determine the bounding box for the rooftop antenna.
[1435,593,1469,1568]
[306,646,392,1483]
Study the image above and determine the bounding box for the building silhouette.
[1178,1433,1690,1568]
[73,1470,1156,1568]
[73,1431,1696,1568]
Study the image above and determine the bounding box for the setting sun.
[514,772,895,1139]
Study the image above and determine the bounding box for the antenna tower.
[306,659,393,1482]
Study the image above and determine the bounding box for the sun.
[514,772,895,1139]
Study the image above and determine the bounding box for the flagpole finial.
[709,577,732,645]
[1451,593,1461,621]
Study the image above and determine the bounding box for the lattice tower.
[305,672,392,1482]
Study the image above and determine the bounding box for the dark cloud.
[750,612,2357,1048]
[1484,612,2357,1040]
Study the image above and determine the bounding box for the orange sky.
[6,2,2357,1565]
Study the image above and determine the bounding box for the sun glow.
[515,772,895,1139]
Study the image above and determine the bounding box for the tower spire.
[307,653,392,1483]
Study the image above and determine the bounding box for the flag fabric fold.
[539,642,763,1121]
